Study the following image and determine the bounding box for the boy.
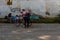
[15,15,19,27]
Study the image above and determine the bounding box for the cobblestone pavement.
[0,23,60,40]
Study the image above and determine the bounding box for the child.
[15,15,19,27]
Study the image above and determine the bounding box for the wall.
[0,0,46,18]
[46,0,60,17]
[0,0,60,18]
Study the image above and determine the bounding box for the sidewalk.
[0,24,60,40]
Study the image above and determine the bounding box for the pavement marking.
[38,35,51,40]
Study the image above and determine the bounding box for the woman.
[8,13,12,23]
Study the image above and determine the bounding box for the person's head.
[8,13,12,17]
[22,9,25,11]
[16,15,18,17]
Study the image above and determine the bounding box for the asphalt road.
[0,23,60,40]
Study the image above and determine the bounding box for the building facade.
[0,0,60,18]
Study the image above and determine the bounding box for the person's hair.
[16,15,18,17]
[8,13,12,17]
[22,9,25,11]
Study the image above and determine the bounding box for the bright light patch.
[38,35,51,40]
[57,36,60,40]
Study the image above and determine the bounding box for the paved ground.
[0,23,60,40]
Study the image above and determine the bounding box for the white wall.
[0,0,46,18]
[20,0,46,16]
[0,0,60,18]
[46,0,60,17]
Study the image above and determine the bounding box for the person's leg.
[27,19,30,28]
[15,19,19,27]
[19,19,21,26]
[17,19,19,27]
[24,19,27,28]
[10,17,11,23]
[8,17,10,23]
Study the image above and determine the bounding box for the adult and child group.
[7,9,31,28]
